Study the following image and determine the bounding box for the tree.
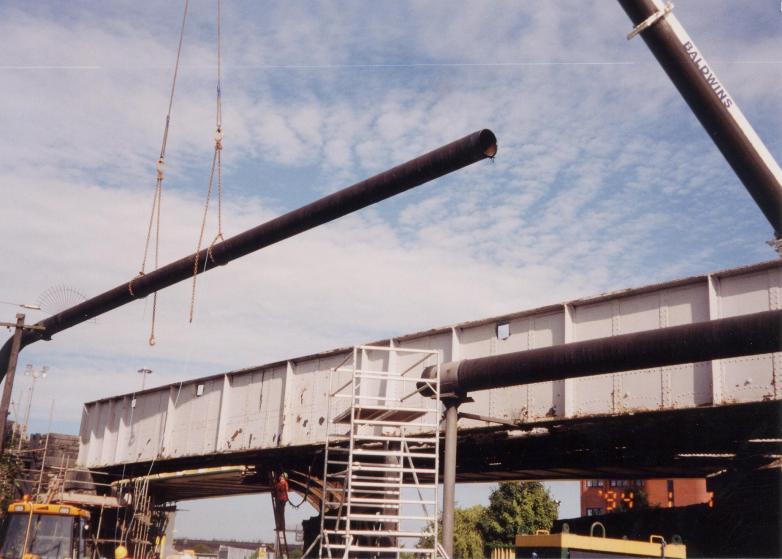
[417,505,486,559]
[418,482,558,558]
[191,543,214,555]
[0,449,21,516]
[479,481,558,552]
[453,505,486,559]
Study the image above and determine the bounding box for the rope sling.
[189,0,225,323]
[132,0,190,346]
[134,0,228,340]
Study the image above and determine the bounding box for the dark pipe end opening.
[417,361,461,399]
[417,365,437,398]
[479,129,498,158]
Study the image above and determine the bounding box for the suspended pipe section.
[0,129,498,381]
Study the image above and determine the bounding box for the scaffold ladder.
[319,345,442,559]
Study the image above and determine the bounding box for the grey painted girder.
[78,260,782,469]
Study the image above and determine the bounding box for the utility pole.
[137,368,153,391]
[0,314,45,451]
[19,364,48,449]
[0,314,26,450]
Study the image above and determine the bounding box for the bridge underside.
[102,400,781,503]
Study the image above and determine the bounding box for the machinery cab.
[0,501,90,559]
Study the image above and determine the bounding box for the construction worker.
[273,472,289,529]
[274,472,289,503]
[272,473,290,558]
[115,545,129,559]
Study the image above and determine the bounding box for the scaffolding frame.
[320,345,442,558]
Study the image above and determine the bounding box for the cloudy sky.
[1,0,779,542]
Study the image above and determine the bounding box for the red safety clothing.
[274,476,289,502]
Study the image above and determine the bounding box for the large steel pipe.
[617,0,782,236]
[426,309,782,395]
[0,130,497,381]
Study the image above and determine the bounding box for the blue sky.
[0,0,780,542]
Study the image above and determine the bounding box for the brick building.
[580,479,711,516]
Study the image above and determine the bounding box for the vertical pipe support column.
[443,327,462,558]
[0,314,25,449]
[442,400,459,558]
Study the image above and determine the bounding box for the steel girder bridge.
[78,258,782,496]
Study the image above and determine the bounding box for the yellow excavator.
[0,500,90,559]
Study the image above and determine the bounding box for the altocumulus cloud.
[0,0,779,471]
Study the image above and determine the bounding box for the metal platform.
[332,405,428,425]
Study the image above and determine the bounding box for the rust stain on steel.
[258,371,265,410]
[0,129,497,381]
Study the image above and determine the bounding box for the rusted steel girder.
[425,309,782,396]
[0,129,498,381]
[617,0,782,236]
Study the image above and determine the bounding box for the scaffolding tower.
[320,345,443,559]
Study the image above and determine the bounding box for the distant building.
[580,479,711,516]
[174,539,282,559]
[13,431,80,496]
